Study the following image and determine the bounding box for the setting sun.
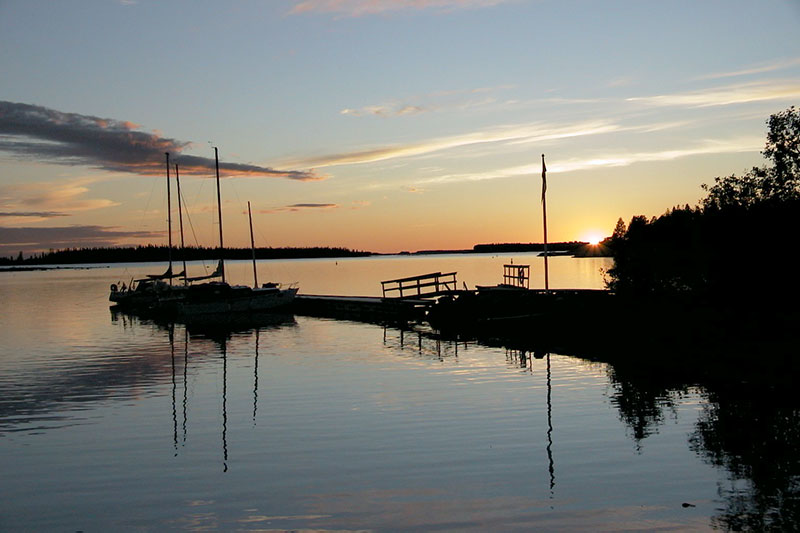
[584,233,605,245]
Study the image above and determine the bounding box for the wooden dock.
[292,272,464,324]
[291,294,437,324]
[381,271,459,298]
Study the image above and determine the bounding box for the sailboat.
[152,147,298,319]
[110,153,187,309]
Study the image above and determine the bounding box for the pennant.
[541,154,547,204]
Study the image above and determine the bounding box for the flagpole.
[541,153,549,293]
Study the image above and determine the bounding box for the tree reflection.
[605,360,688,449]
[689,380,800,531]
[602,349,800,529]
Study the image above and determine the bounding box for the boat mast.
[247,201,258,288]
[166,152,173,286]
[175,163,188,285]
[214,146,226,283]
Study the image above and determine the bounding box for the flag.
[541,154,547,204]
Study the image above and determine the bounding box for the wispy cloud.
[697,57,800,81]
[0,101,322,181]
[420,136,763,185]
[0,225,163,255]
[627,81,800,108]
[260,203,339,214]
[341,104,426,117]
[288,0,512,17]
[260,200,370,213]
[291,120,622,168]
[0,177,119,221]
[341,85,516,118]
[0,210,71,225]
[0,211,69,218]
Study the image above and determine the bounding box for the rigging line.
[255,216,271,248]
[138,174,161,232]
[227,178,247,215]
[179,186,211,273]
[250,205,279,282]
[119,175,163,281]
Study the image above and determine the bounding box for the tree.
[764,106,800,198]
[702,106,800,210]
[608,107,800,298]
[611,217,626,241]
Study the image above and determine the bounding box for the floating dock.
[291,294,435,324]
[291,272,465,324]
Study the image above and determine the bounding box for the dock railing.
[503,264,530,289]
[381,271,458,299]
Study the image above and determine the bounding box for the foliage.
[607,107,800,297]
[702,106,800,210]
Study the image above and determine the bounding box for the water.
[0,254,796,531]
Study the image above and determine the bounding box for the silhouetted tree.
[611,217,626,241]
[608,107,800,300]
[703,106,800,210]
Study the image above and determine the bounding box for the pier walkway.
[292,272,464,324]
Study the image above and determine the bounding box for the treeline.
[1,245,372,266]
[472,241,586,253]
[606,106,800,302]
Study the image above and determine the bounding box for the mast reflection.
[546,352,555,499]
[221,336,228,473]
[170,325,178,456]
[253,329,259,425]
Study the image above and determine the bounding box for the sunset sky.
[1,0,799,256]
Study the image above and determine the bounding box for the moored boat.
[147,147,297,320]
[110,153,186,310]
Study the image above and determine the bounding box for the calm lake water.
[1,253,796,531]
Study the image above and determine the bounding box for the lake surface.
[1,253,796,531]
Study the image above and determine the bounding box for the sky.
[1,0,799,256]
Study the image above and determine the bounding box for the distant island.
[0,245,371,266]
[2,240,612,267]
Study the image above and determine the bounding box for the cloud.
[0,101,322,181]
[0,225,163,255]
[341,85,516,118]
[697,57,800,81]
[259,200,369,213]
[627,81,800,108]
[288,0,512,17]
[419,136,763,185]
[0,178,119,221]
[260,203,339,214]
[291,120,622,168]
[341,104,426,117]
[0,211,69,218]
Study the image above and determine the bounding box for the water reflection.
[253,328,259,425]
[6,279,798,530]
[546,352,555,500]
[396,321,800,529]
[689,378,800,530]
[598,349,800,530]
[0,325,179,432]
[605,362,687,451]
[382,325,462,361]
[221,336,228,472]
